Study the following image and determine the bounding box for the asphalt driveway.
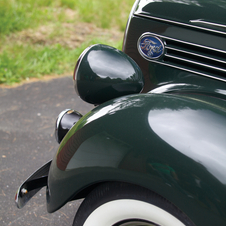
[0,76,93,226]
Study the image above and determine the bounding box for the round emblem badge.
[138,34,164,60]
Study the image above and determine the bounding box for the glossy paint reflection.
[148,107,226,184]
[150,82,226,100]
[48,93,226,224]
[74,44,144,105]
[88,49,135,80]
[135,0,226,26]
[84,96,145,125]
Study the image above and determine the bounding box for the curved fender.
[47,93,226,225]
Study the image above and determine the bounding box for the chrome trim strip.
[145,32,226,54]
[122,0,140,52]
[134,12,226,36]
[137,32,226,82]
[190,19,226,29]
[165,54,226,72]
[144,59,226,83]
[165,46,226,65]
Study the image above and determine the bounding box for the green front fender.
[47,93,226,226]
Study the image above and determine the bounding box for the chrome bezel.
[122,0,140,52]
[56,109,71,132]
[55,109,83,143]
[137,33,165,60]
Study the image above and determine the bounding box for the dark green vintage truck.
[16,0,226,225]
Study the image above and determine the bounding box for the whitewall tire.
[72,182,195,226]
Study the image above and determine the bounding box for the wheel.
[72,182,195,226]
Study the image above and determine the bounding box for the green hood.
[135,0,226,33]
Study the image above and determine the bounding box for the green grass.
[71,0,132,30]
[0,39,123,84]
[0,0,50,35]
[0,0,133,35]
[0,0,134,85]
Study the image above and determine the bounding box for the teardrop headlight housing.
[73,44,144,105]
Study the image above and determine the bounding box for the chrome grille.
[163,37,226,80]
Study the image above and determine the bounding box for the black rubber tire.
[72,182,195,226]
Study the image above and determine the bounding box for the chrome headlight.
[55,109,83,143]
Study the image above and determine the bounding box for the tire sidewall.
[73,182,195,226]
[83,199,186,226]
